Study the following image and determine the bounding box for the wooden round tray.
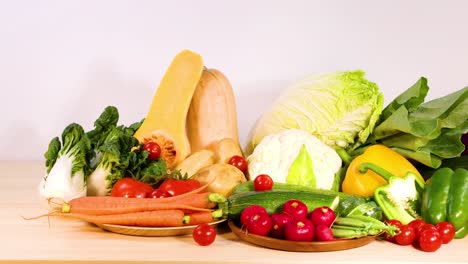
[96,219,226,237]
[228,220,378,252]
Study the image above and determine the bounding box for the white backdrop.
[1,0,467,160]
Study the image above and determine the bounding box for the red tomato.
[408,219,426,238]
[149,188,171,198]
[193,223,216,246]
[417,223,438,235]
[418,230,442,252]
[384,219,403,242]
[253,174,274,191]
[158,179,201,197]
[228,155,248,173]
[143,142,161,161]
[436,221,456,244]
[111,178,153,198]
[394,225,416,246]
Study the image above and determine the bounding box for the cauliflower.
[247,129,342,190]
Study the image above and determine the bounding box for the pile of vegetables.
[36,49,468,250]
[39,106,181,202]
[241,70,467,251]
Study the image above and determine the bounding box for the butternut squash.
[133,50,204,168]
[186,68,240,153]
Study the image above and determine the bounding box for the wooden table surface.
[1,160,467,264]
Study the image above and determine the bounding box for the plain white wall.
[1,0,467,160]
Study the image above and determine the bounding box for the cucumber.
[226,190,339,223]
[231,181,373,217]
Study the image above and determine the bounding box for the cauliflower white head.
[247,129,342,190]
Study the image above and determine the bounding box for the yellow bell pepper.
[342,144,424,197]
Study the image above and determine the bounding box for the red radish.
[282,199,308,219]
[284,218,314,241]
[245,212,272,236]
[269,213,293,239]
[315,224,334,241]
[310,206,336,227]
[240,205,268,226]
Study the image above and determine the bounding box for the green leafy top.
[363,78,468,168]
[44,123,91,176]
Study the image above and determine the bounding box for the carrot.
[183,211,215,225]
[64,195,214,215]
[53,209,186,227]
[182,209,224,225]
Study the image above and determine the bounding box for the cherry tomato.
[111,178,154,198]
[417,223,438,235]
[394,225,416,246]
[384,219,403,242]
[193,223,216,246]
[253,174,274,191]
[408,219,426,238]
[228,155,248,173]
[418,230,442,252]
[158,179,201,197]
[436,221,456,244]
[143,142,162,161]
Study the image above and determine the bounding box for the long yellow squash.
[186,68,240,153]
[133,50,204,168]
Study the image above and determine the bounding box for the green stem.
[336,148,353,165]
[358,162,395,182]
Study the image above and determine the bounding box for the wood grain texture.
[0,161,467,264]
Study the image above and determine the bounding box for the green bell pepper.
[358,162,425,225]
[421,167,468,239]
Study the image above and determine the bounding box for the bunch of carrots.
[28,183,227,227]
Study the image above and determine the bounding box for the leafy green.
[40,123,91,201]
[363,78,468,168]
[247,70,384,154]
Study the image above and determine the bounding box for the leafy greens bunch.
[39,106,171,201]
[356,78,468,169]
